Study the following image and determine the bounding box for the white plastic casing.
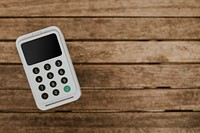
[16,26,81,111]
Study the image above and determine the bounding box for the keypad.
[33,60,71,100]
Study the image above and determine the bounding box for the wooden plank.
[0,112,199,133]
[0,89,200,111]
[1,41,200,63]
[0,18,199,40]
[0,65,200,89]
[1,127,200,133]
[0,0,199,17]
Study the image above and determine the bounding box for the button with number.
[47,72,54,79]
[53,89,60,96]
[61,77,68,84]
[64,85,71,92]
[41,93,48,100]
[38,84,45,91]
[50,81,57,87]
[44,64,51,70]
[33,67,40,74]
[36,76,43,83]
[58,69,65,75]
[55,60,62,67]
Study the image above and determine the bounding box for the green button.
[64,86,71,92]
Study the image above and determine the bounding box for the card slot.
[45,96,74,107]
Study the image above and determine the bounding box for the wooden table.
[0,0,200,132]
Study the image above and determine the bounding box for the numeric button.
[58,69,65,75]
[61,77,68,84]
[55,60,62,67]
[47,72,54,79]
[33,67,40,74]
[36,76,43,83]
[44,64,51,70]
[53,89,60,96]
[38,84,45,91]
[50,81,57,87]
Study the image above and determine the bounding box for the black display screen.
[22,34,62,65]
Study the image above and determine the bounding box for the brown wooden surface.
[0,89,200,111]
[1,65,200,89]
[0,112,200,133]
[0,0,199,17]
[1,41,200,63]
[0,0,200,132]
[0,18,199,40]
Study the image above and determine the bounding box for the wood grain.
[1,127,200,133]
[0,18,199,40]
[1,41,200,63]
[0,0,199,17]
[0,89,200,111]
[0,0,199,132]
[0,112,200,133]
[0,65,199,89]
